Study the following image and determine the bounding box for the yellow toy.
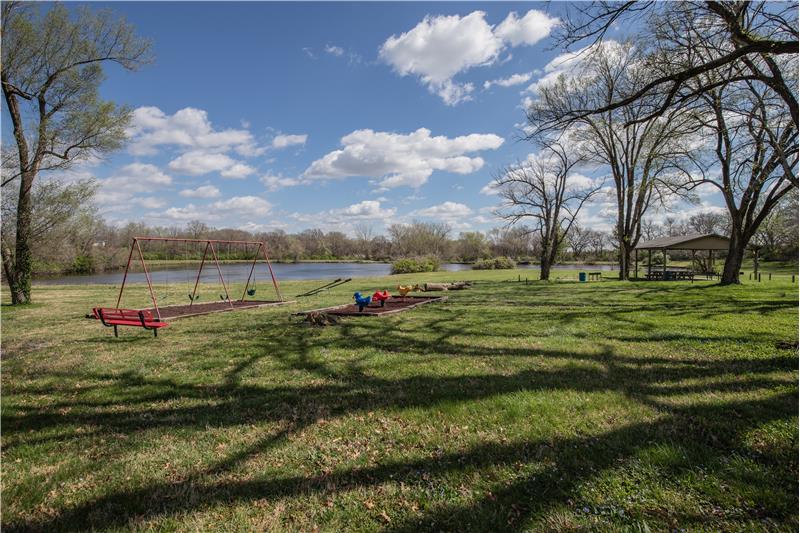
[397,284,420,297]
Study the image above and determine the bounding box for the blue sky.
[41,2,723,235]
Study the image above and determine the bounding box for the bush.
[472,256,516,270]
[391,257,441,274]
[70,254,95,274]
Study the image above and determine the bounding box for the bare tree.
[1,3,152,303]
[527,41,697,279]
[566,224,593,260]
[494,142,601,280]
[455,232,490,262]
[554,2,799,127]
[640,219,663,241]
[353,223,374,259]
[680,80,797,283]
[487,226,535,259]
[588,230,608,258]
[687,212,730,235]
[388,221,451,258]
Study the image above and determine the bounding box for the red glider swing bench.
[93,307,168,337]
[91,236,287,338]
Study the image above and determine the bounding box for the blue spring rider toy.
[353,291,372,312]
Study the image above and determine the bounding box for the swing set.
[91,236,292,336]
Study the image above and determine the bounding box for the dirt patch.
[298,296,447,317]
[143,300,292,320]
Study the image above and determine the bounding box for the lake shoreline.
[33,259,625,280]
[33,262,623,285]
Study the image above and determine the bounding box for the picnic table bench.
[645,270,696,281]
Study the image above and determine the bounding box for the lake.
[35,262,617,285]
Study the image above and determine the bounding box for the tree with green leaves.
[1,2,151,303]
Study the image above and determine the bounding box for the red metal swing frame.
[108,236,286,323]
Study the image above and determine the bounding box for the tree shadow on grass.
[5,385,795,531]
[3,331,797,531]
[3,282,797,531]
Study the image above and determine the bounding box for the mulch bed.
[144,300,293,320]
[297,296,447,317]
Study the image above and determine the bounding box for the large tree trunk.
[618,240,632,280]
[11,170,35,303]
[1,239,20,302]
[721,230,746,285]
[539,246,551,280]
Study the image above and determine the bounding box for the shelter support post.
[663,249,667,277]
[634,249,638,279]
[648,250,652,277]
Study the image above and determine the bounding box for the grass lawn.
[2,269,798,531]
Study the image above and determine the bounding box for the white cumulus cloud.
[494,10,560,46]
[163,204,207,221]
[336,200,395,219]
[260,174,305,191]
[180,185,221,198]
[220,162,257,179]
[272,134,308,149]
[211,195,271,216]
[168,151,255,178]
[96,163,173,206]
[162,195,271,221]
[304,127,504,189]
[483,71,534,90]
[127,106,261,157]
[380,10,559,105]
[525,40,627,96]
[414,201,473,219]
[480,181,501,195]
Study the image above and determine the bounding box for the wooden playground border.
[296,296,447,317]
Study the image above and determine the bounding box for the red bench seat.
[92,307,169,337]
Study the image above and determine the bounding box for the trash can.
[579,272,587,282]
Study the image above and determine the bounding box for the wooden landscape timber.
[297,295,447,317]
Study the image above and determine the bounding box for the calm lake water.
[35,262,616,285]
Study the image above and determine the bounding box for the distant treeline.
[23,201,796,277]
[5,181,794,277]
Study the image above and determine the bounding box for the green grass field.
[2,269,798,531]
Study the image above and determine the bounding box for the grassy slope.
[2,269,797,532]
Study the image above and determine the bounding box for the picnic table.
[645,269,696,281]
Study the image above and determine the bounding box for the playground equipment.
[372,290,391,307]
[93,307,169,337]
[298,295,447,318]
[353,291,372,312]
[90,236,291,336]
[296,278,352,298]
[397,284,419,297]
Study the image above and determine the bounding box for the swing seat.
[93,307,169,337]
[247,288,256,296]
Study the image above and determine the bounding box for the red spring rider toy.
[372,290,391,307]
